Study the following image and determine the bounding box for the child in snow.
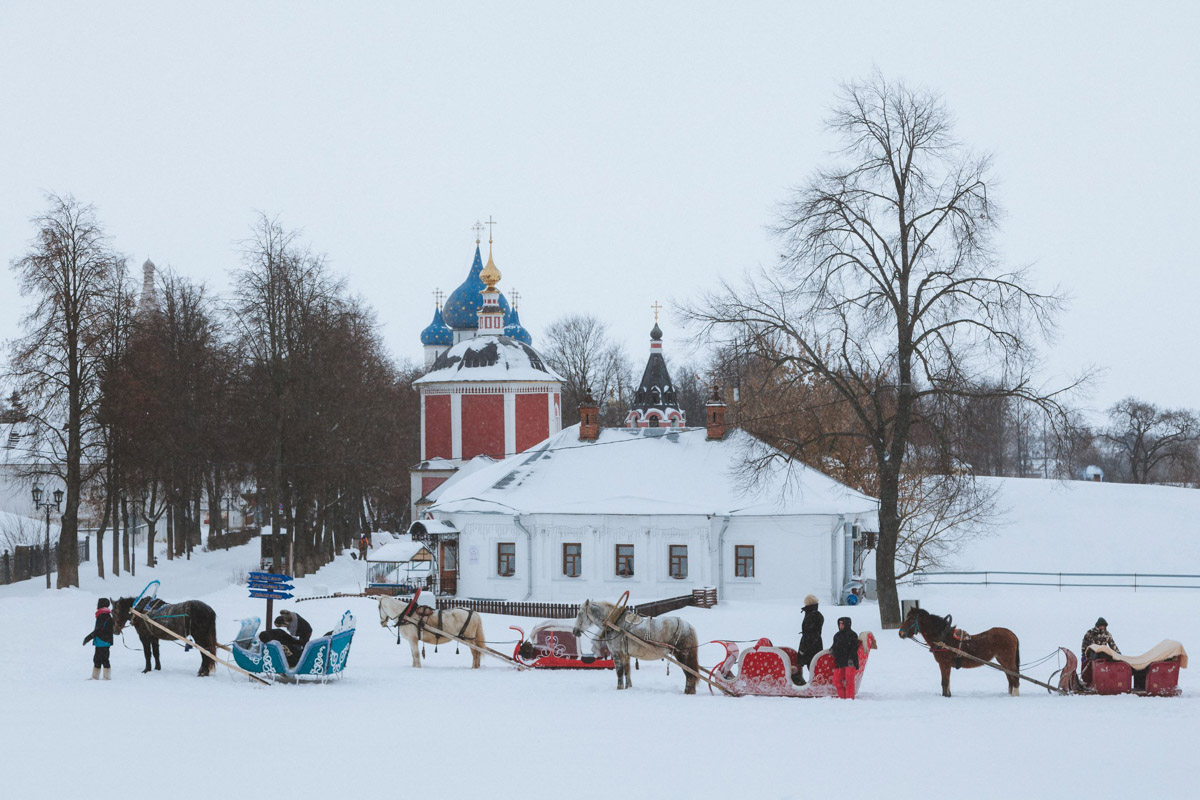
[82,597,114,680]
[830,616,860,699]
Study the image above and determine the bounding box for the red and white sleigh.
[1052,639,1187,696]
[510,622,614,670]
[706,632,877,697]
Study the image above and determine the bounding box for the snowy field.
[1,478,1194,799]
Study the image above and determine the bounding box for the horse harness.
[395,605,476,646]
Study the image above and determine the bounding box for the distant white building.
[414,378,878,604]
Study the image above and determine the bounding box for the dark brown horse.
[898,606,1021,697]
[113,596,218,676]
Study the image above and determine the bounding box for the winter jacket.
[83,608,114,648]
[1081,626,1119,661]
[798,606,824,654]
[831,618,860,669]
[279,612,313,647]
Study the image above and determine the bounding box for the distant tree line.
[4,197,420,586]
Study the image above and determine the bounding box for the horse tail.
[196,601,219,676]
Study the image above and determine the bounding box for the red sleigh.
[707,633,877,697]
[1052,639,1187,696]
[510,622,614,669]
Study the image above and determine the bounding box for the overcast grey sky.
[2,3,1197,418]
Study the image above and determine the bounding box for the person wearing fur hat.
[82,598,114,680]
[1080,617,1119,685]
[793,594,824,685]
[830,616,860,699]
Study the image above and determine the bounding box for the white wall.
[443,510,865,604]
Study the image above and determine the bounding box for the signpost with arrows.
[249,570,294,626]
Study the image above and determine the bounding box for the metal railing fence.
[910,570,1200,590]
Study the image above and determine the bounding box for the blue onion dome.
[420,306,453,346]
[442,245,511,330]
[503,307,533,345]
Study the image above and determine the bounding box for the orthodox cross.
[651,300,662,322]
[433,288,444,308]
[471,220,484,244]
[485,215,498,243]
[510,289,521,310]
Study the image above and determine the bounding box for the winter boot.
[90,667,100,680]
[101,667,111,680]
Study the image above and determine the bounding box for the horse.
[377,595,487,668]
[898,605,1021,697]
[112,596,219,676]
[572,598,699,694]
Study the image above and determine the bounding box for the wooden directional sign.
[249,571,292,583]
[249,590,294,601]
[248,582,294,592]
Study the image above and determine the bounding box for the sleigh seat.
[231,611,356,682]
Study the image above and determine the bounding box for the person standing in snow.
[359,533,370,560]
[259,609,313,665]
[794,593,824,685]
[82,597,114,680]
[830,616,860,699]
[1081,617,1119,684]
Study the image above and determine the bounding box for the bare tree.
[6,195,124,588]
[1102,397,1200,484]
[540,314,633,426]
[687,73,1083,626]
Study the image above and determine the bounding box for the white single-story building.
[415,417,878,604]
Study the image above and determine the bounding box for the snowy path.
[1,541,1193,798]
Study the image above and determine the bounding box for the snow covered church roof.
[414,335,565,385]
[428,425,878,518]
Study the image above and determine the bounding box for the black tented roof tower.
[626,323,685,428]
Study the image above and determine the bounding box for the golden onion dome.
[480,246,502,289]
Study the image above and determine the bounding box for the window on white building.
[563,543,581,577]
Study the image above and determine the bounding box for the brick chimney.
[705,385,727,441]
[578,390,600,441]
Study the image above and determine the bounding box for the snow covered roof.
[419,456,497,503]
[428,425,878,518]
[367,539,433,563]
[413,335,564,385]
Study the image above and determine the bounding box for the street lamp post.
[32,484,64,590]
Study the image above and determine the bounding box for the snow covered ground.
[1,477,1194,799]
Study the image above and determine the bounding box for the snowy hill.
[1,477,1195,799]
[950,477,1200,573]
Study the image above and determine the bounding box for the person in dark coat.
[830,616,861,699]
[258,609,313,666]
[793,593,824,685]
[1080,617,1119,685]
[82,597,114,680]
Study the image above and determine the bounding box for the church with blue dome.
[411,226,562,532]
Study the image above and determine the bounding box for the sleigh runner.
[706,633,877,697]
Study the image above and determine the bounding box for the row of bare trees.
[4,200,419,587]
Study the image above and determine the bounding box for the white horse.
[378,595,487,668]
[572,598,699,694]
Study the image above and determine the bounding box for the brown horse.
[898,606,1020,697]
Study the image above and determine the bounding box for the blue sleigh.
[230,611,356,682]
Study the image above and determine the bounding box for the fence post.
[2,550,8,585]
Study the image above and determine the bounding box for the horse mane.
[917,608,950,636]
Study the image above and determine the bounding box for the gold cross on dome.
[510,289,521,310]
[472,221,484,244]
[651,300,662,322]
[433,288,444,308]
[485,215,498,243]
